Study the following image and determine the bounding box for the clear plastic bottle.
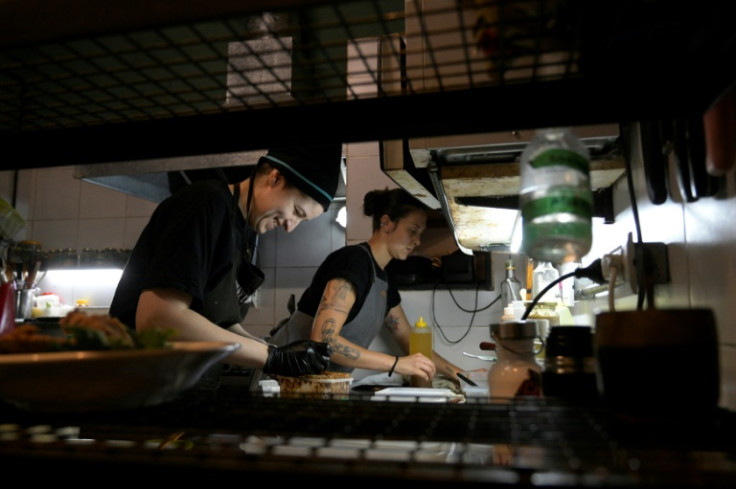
[519,128,593,264]
[409,316,433,388]
[531,261,560,303]
[500,258,522,309]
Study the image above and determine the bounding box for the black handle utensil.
[457,373,478,387]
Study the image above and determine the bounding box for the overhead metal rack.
[1,0,735,168]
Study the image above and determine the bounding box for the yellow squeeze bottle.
[409,316,433,388]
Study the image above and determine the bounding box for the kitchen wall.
[1,128,734,411]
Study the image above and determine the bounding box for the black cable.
[521,259,606,320]
[431,281,501,345]
[619,123,646,310]
[444,282,498,313]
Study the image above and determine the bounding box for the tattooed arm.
[309,277,434,380]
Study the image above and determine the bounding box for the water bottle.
[519,128,593,264]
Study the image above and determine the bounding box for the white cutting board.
[371,387,461,403]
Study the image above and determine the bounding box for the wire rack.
[1,0,735,166]
[1,386,735,486]
[0,1,581,132]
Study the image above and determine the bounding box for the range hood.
[381,124,626,254]
[74,151,266,203]
[74,150,347,203]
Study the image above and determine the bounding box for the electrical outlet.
[625,232,671,293]
[601,233,671,295]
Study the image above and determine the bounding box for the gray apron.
[271,245,388,373]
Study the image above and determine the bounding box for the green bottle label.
[531,148,589,175]
[521,190,593,221]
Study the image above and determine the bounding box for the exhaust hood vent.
[381,128,625,254]
[74,151,266,203]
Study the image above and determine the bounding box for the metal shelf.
[1,0,735,169]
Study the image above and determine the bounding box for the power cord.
[521,259,606,320]
[431,281,501,345]
[619,123,647,310]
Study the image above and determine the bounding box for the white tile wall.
[2,127,735,409]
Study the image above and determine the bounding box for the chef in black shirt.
[110,144,343,381]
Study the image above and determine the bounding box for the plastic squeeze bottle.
[409,316,433,388]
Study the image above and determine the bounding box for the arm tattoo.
[384,313,400,332]
[317,279,353,316]
[319,319,360,360]
[315,281,360,361]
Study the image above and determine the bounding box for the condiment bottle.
[500,258,522,309]
[487,321,542,403]
[409,316,433,388]
[531,261,560,303]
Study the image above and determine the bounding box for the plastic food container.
[271,372,353,398]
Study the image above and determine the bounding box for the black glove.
[263,340,332,377]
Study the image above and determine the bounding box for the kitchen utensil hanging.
[672,117,699,202]
[703,82,736,176]
[640,117,723,204]
[681,114,720,199]
[638,119,669,205]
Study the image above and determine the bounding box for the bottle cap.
[415,316,427,328]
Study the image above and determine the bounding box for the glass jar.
[487,321,542,403]
[542,326,598,402]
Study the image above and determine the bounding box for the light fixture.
[510,213,523,253]
[335,205,347,228]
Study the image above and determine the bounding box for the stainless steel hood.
[381,124,625,253]
[74,150,347,203]
[74,151,266,203]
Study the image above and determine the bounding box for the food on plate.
[0,311,175,354]
[271,371,353,398]
[0,323,66,353]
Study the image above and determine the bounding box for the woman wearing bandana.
[110,144,343,382]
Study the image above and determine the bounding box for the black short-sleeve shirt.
[296,243,401,322]
[110,180,248,328]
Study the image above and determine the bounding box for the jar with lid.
[487,321,542,403]
[542,326,598,402]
